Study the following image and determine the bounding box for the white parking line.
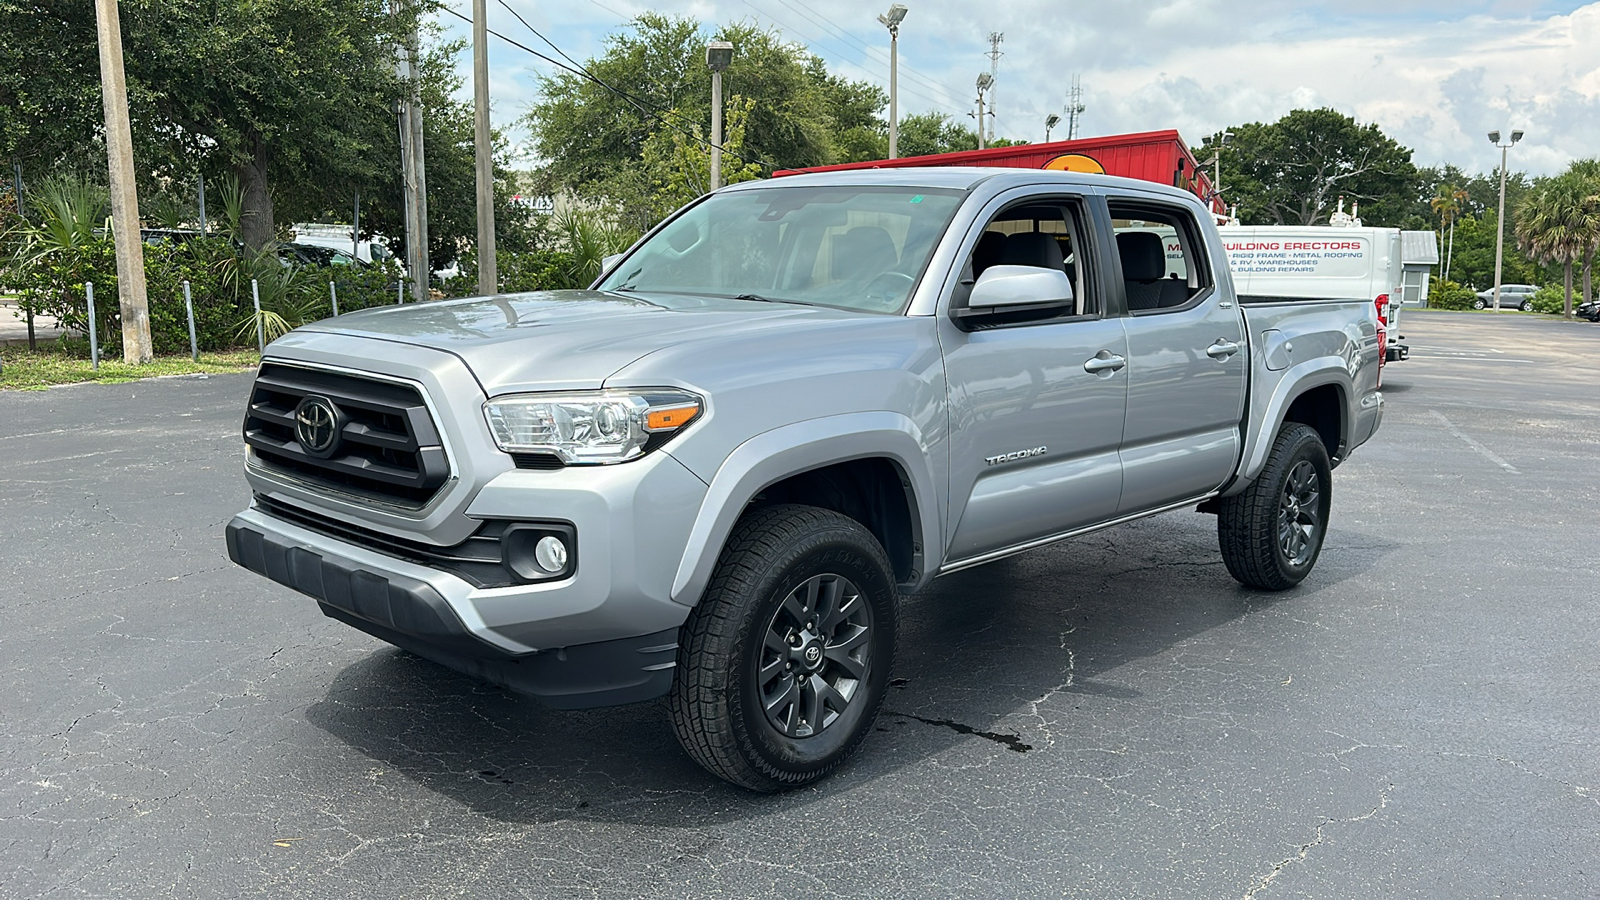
[1429,409,1520,475]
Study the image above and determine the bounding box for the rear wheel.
[1218,423,1332,591]
[670,504,898,791]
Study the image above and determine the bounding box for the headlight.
[483,389,702,464]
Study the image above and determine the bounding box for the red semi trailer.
[775,129,1220,213]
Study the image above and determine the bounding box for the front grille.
[255,495,513,588]
[244,363,451,507]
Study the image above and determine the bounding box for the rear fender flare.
[668,412,941,605]
[1226,359,1353,496]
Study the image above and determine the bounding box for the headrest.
[832,226,899,280]
[972,231,1007,274]
[996,231,1065,270]
[1117,231,1167,282]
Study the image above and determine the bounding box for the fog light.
[534,535,568,573]
[501,522,577,582]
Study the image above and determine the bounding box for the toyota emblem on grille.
[294,396,342,457]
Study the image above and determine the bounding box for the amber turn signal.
[646,403,700,432]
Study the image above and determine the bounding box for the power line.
[782,0,969,108]
[440,5,784,171]
[738,0,962,116]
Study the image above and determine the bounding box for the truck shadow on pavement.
[303,509,1390,825]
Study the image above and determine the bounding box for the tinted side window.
[962,200,1097,321]
[1107,202,1213,313]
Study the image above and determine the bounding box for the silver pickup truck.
[226,169,1383,791]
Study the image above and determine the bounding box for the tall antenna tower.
[1065,74,1086,140]
[985,32,1003,140]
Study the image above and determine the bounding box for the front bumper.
[227,513,682,708]
[227,447,710,709]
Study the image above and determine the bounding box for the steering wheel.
[862,271,916,308]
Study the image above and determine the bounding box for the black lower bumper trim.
[226,516,677,708]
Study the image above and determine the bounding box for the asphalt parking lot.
[3,309,1599,898]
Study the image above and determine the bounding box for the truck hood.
[294,290,872,394]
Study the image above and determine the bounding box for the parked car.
[226,169,1385,791]
[278,242,366,269]
[1473,284,1538,311]
[1577,297,1600,322]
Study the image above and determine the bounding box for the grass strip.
[0,348,259,391]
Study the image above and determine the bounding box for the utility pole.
[974,73,992,149]
[707,42,734,191]
[394,0,429,303]
[1065,75,1085,141]
[472,0,497,296]
[985,32,1003,143]
[93,0,152,364]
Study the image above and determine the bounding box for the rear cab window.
[1107,201,1214,313]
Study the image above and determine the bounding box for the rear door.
[1107,196,1249,513]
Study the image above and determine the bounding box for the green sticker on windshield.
[910,195,923,203]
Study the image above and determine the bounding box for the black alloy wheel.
[756,573,873,738]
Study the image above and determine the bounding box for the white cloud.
[442,0,1600,176]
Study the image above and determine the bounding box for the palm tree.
[1566,159,1600,307]
[1515,176,1600,318]
[1430,184,1470,281]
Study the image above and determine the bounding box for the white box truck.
[1211,215,1437,363]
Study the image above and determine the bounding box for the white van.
[291,223,396,266]
[1214,216,1437,363]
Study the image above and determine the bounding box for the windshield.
[596,185,965,313]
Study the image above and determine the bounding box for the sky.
[437,0,1600,178]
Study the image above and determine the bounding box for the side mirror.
[600,253,624,277]
[965,264,1075,310]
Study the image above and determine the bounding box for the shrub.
[443,248,581,297]
[1427,278,1477,310]
[1530,285,1567,314]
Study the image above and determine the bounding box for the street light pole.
[1213,130,1232,207]
[707,41,734,191]
[1488,129,1524,312]
[975,73,993,149]
[878,5,907,159]
[1044,113,1060,143]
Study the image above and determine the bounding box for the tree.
[0,1,106,175]
[1565,158,1600,306]
[1430,183,1470,280]
[526,14,887,204]
[119,0,426,251]
[1209,108,1419,226]
[1515,173,1600,318]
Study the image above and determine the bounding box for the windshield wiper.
[732,293,813,306]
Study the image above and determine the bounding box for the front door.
[939,196,1128,564]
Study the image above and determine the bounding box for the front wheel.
[1521,298,1535,312]
[670,504,898,791]
[1217,423,1333,591]
[1472,298,1487,309]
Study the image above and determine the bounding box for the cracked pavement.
[3,311,1599,898]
